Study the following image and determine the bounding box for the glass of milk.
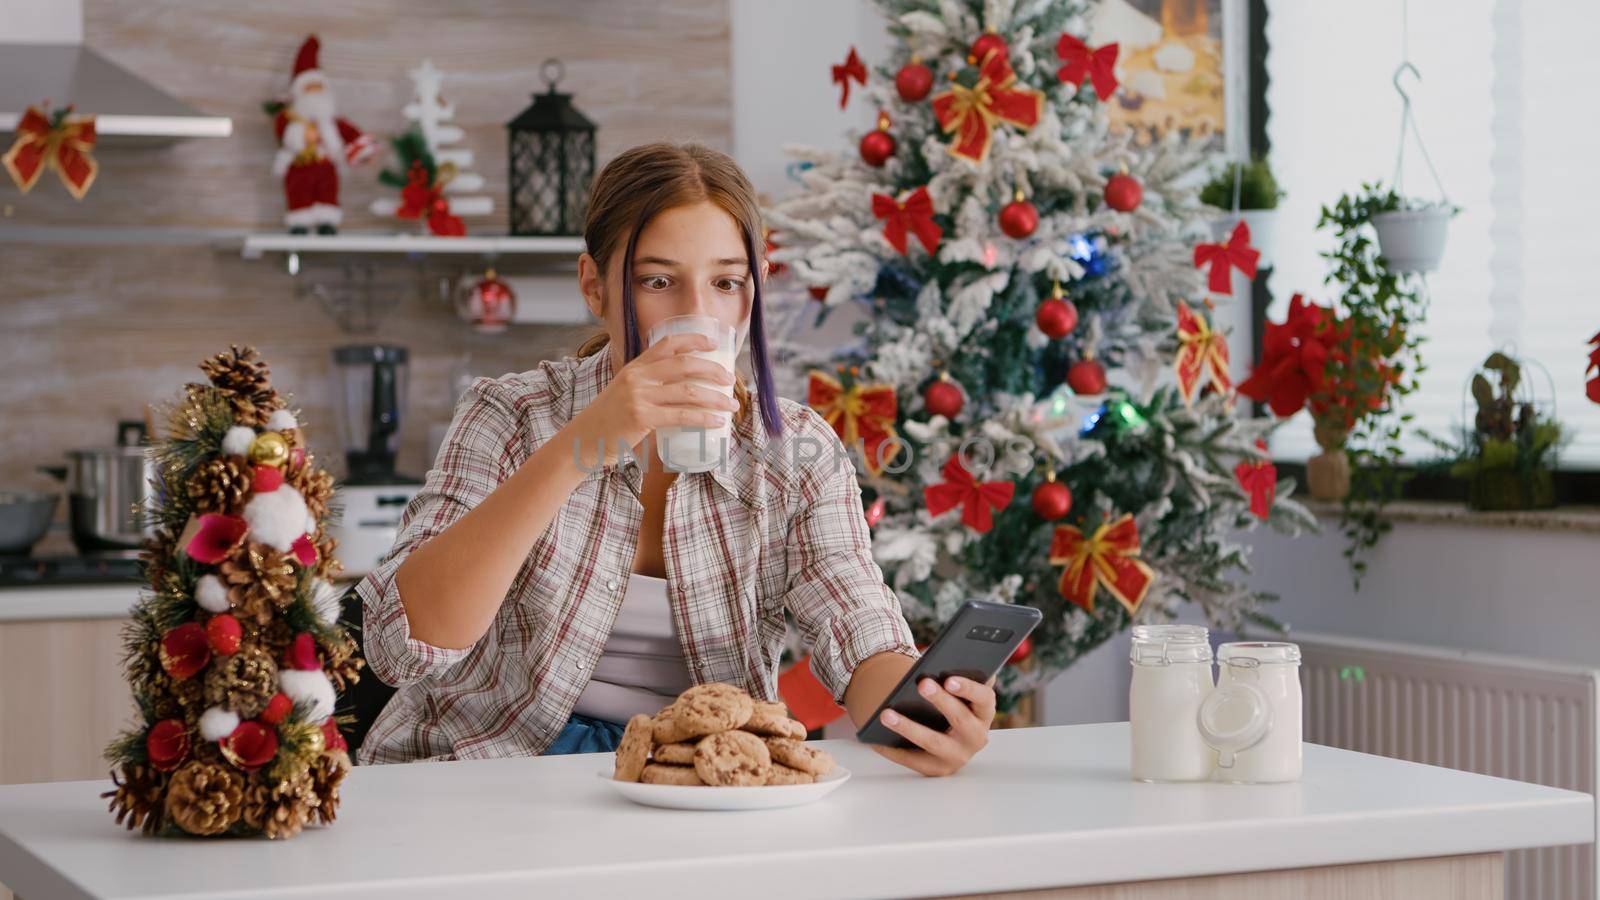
[646,314,737,473]
[1128,624,1216,782]
[1197,641,1303,783]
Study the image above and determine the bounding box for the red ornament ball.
[251,464,283,493]
[970,32,1009,65]
[1035,297,1079,339]
[220,721,278,772]
[1008,634,1034,665]
[923,378,964,418]
[859,128,896,167]
[146,719,191,773]
[260,692,293,726]
[1067,359,1108,395]
[1031,480,1073,520]
[1104,173,1143,212]
[205,614,242,656]
[998,198,1039,239]
[896,60,935,102]
[456,271,516,334]
[159,622,211,681]
[807,285,830,301]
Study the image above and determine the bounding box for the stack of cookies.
[612,683,837,787]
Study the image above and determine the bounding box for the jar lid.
[1130,624,1212,665]
[1217,641,1301,664]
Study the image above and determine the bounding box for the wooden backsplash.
[0,0,731,495]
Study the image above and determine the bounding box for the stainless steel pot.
[41,421,159,553]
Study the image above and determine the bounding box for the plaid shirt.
[356,347,919,764]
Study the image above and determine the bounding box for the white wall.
[0,0,81,42]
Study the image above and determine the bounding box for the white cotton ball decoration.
[195,574,230,613]
[310,578,344,626]
[266,409,299,431]
[304,510,317,534]
[242,486,310,552]
[199,705,241,742]
[221,426,256,458]
[278,669,336,722]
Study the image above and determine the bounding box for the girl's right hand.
[566,334,739,466]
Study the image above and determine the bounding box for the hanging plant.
[1199,156,1285,269]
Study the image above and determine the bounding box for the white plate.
[598,766,851,811]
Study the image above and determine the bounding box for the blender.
[330,345,422,576]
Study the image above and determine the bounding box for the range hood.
[0,44,232,144]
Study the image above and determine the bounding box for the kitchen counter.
[0,722,1590,899]
[0,584,139,623]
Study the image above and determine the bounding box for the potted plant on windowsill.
[1199,157,1284,270]
[1430,351,1565,511]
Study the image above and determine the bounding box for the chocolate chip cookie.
[654,682,753,744]
[652,741,698,766]
[612,714,654,782]
[765,762,816,786]
[693,730,772,787]
[640,763,705,786]
[763,737,835,776]
[740,701,808,740]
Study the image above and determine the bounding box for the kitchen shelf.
[234,232,585,260]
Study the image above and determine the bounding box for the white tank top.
[571,573,694,724]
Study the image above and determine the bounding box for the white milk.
[1128,624,1216,782]
[1200,642,1303,784]
[648,316,737,473]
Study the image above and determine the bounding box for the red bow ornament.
[396,160,465,237]
[1056,35,1120,101]
[3,104,98,199]
[1234,440,1277,519]
[930,48,1044,163]
[807,369,901,475]
[1048,513,1156,614]
[832,47,867,110]
[923,455,1014,533]
[1194,221,1260,295]
[871,186,942,256]
[1174,300,1232,404]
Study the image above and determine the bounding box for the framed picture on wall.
[1091,0,1249,158]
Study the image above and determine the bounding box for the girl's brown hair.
[575,142,781,437]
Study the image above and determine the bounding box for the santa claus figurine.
[270,36,376,234]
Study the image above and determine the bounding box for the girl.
[356,142,995,777]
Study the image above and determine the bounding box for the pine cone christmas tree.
[104,346,362,840]
[165,761,245,837]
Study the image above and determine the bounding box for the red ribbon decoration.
[923,455,1014,533]
[1194,221,1260,295]
[1174,300,1232,404]
[1056,34,1120,101]
[807,369,901,475]
[2,104,98,199]
[1048,513,1156,614]
[871,186,942,256]
[396,160,465,237]
[930,48,1044,163]
[1587,329,1600,405]
[832,47,867,110]
[1234,440,1277,519]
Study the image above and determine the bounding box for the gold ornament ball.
[305,727,325,756]
[248,432,290,468]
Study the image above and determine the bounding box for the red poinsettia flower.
[220,720,278,771]
[184,513,249,564]
[1237,294,1346,417]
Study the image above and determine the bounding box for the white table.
[0,722,1590,899]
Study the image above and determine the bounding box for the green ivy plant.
[1316,183,1433,588]
[1199,157,1285,211]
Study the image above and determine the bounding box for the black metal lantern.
[506,58,596,237]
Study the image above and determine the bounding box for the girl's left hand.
[869,675,996,776]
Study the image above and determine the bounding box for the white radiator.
[1297,632,1600,900]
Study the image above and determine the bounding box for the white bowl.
[598,766,851,811]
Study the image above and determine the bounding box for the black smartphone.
[855,600,1043,748]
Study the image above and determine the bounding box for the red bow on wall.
[1056,34,1120,100]
[832,47,867,110]
[1194,221,1260,295]
[2,104,98,199]
[871,186,942,256]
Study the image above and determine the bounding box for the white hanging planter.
[1371,206,1451,273]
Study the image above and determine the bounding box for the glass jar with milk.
[646,314,738,473]
[1128,624,1216,782]
[1196,641,1303,783]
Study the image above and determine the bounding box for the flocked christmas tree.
[765,0,1315,711]
[370,58,493,233]
[103,347,362,839]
